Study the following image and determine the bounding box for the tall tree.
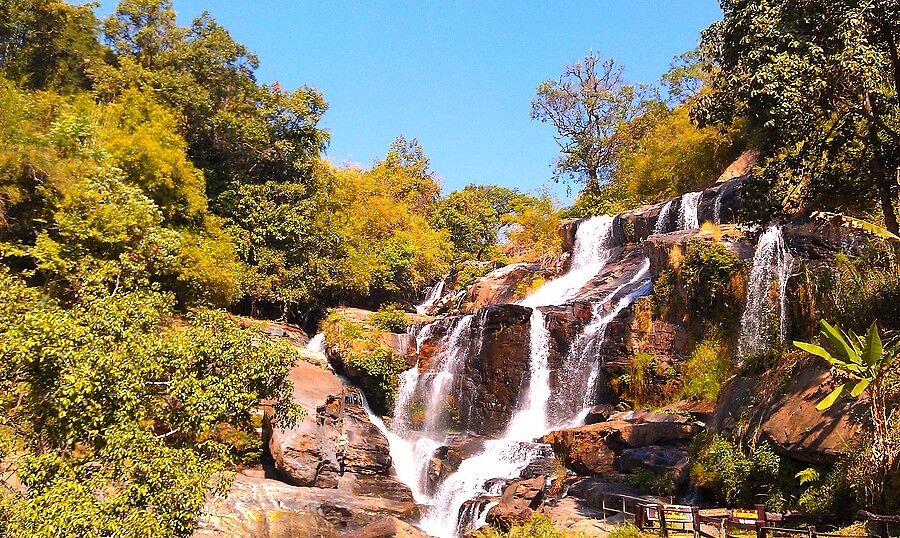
[693,0,900,233]
[532,53,654,194]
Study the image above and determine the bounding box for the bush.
[680,241,745,324]
[627,467,677,497]
[681,334,732,401]
[321,310,408,414]
[371,303,408,333]
[474,513,568,538]
[690,434,792,509]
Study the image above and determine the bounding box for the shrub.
[681,334,732,401]
[455,263,493,290]
[474,513,568,538]
[627,468,677,497]
[690,434,792,509]
[680,241,745,325]
[628,352,655,405]
[607,522,651,538]
[371,303,408,333]
[321,310,408,414]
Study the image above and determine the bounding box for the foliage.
[371,303,409,333]
[679,241,745,325]
[607,522,651,538]
[693,0,900,233]
[813,243,900,335]
[474,513,569,538]
[532,52,657,193]
[690,434,791,508]
[0,271,301,537]
[432,184,518,261]
[626,467,677,497]
[794,320,900,509]
[454,263,495,291]
[681,335,732,401]
[0,0,108,92]
[321,310,408,414]
[503,194,563,264]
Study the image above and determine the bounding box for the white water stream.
[417,279,447,315]
[679,191,702,230]
[370,214,654,537]
[738,225,794,357]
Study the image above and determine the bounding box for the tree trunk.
[867,114,899,235]
[585,168,601,196]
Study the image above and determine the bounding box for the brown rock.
[193,474,418,538]
[716,149,758,184]
[344,517,428,538]
[487,476,547,531]
[460,263,542,313]
[542,412,701,475]
[714,364,864,463]
[268,361,344,487]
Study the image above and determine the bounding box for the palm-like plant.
[794,321,898,503]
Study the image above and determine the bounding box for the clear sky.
[96,1,723,200]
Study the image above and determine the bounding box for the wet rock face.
[458,304,533,435]
[267,362,404,490]
[714,363,863,464]
[542,411,702,475]
[344,517,428,538]
[459,263,543,314]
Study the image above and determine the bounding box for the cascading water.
[383,215,652,537]
[417,279,447,315]
[306,333,326,353]
[654,200,674,234]
[519,215,614,308]
[679,191,702,230]
[713,190,724,224]
[549,258,652,426]
[738,225,794,357]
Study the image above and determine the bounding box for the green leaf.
[850,378,871,397]
[864,323,882,368]
[816,385,844,410]
[793,341,835,362]
[820,320,860,365]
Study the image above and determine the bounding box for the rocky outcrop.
[543,411,702,475]
[714,362,864,464]
[193,472,418,538]
[459,263,542,313]
[344,517,428,538]
[486,476,547,531]
[642,225,755,280]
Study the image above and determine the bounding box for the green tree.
[0,0,107,92]
[532,52,657,194]
[432,184,517,261]
[693,0,900,232]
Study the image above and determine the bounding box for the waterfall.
[306,333,326,353]
[714,190,724,224]
[505,309,552,440]
[383,215,652,537]
[679,191,702,230]
[519,215,614,308]
[738,225,794,357]
[549,258,652,425]
[417,279,447,315]
[654,200,674,234]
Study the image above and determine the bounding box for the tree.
[0,0,107,92]
[432,184,518,261]
[532,53,655,194]
[693,0,900,233]
[794,320,899,508]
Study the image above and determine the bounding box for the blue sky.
[96,1,722,201]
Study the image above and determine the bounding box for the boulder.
[617,445,691,482]
[486,476,547,531]
[344,517,428,538]
[543,412,701,475]
[193,473,418,538]
[716,149,758,184]
[378,332,417,358]
[714,363,864,464]
[268,361,345,487]
[460,262,543,313]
